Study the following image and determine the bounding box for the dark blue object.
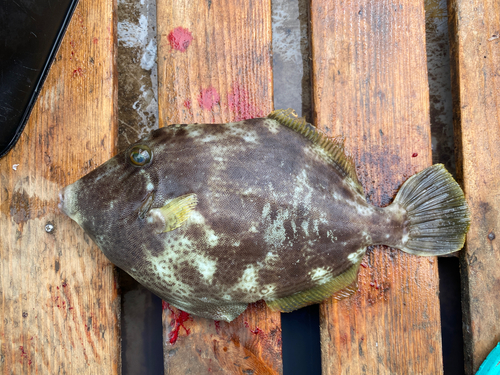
[0,0,80,158]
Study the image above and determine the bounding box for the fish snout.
[58,184,77,218]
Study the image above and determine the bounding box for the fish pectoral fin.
[147,193,198,233]
[265,259,362,313]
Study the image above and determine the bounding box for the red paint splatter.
[227,83,265,121]
[244,320,250,328]
[198,87,220,110]
[183,99,192,109]
[93,37,99,44]
[162,300,168,310]
[412,152,418,157]
[360,263,368,268]
[168,27,193,52]
[164,303,192,344]
[69,307,74,310]
[214,320,221,334]
[62,283,67,288]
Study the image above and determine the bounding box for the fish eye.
[128,145,153,166]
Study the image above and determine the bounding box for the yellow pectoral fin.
[147,193,198,233]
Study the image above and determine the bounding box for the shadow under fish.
[58,109,470,322]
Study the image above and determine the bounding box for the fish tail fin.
[394,164,470,256]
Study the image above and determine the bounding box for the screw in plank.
[45,222,55,233]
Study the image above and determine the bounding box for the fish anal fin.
[329,280,358,301]
[267,109,362,193]
[147,193,198,233]
[265,259,361,313]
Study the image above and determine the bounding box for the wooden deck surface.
[0,0,498,374]
[448,0,500,373]
[0,0,120,373]
[311,0,443,373]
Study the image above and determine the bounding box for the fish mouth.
[58,187,69,215]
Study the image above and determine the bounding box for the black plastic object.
[0,0,80,158]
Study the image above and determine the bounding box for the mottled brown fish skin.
[59,118,407,320]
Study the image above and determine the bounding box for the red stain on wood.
[227,83,265,121]
[214,320,221,334]
[93,37,98,44]
[168,27,193,52]
[250,327,263,335]
[244,320,263,335]
[19,346,31,365]
[164,303,192,344]
[73,67,84,77]
[183,99,191,109]
[412,152,418,157]
[198,87,220,110]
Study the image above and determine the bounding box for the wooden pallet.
[1,0,498,374]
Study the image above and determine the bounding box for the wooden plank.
[156,1,282,374]
[311,0,444,373]
[447,0,500,373]
[0,0,120,373]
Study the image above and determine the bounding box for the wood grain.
[0,0,120,373]
[448,0,500,373]
[310,0,444,373]
[157,0,282,373]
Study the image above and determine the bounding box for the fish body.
[59,110,470,321]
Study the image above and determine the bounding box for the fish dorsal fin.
[265,256,362,313]
[267,109,362,192]
[147,193,198,233]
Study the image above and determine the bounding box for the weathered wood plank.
[156,0,282,373]
[447,0,500,373]
[0,0,120,373]
[311,0,444,373]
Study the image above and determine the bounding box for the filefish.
[58,109,470,322]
